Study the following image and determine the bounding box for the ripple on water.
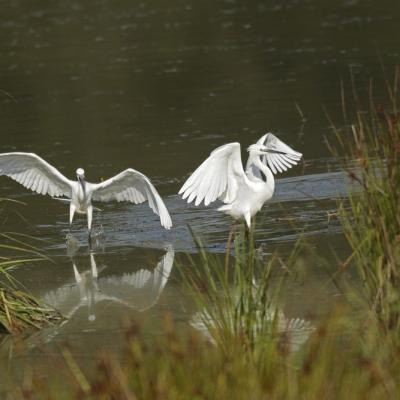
[38,169,351,255]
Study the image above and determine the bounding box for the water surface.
[0,0,398,391]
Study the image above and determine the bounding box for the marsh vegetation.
[0,210,63,334]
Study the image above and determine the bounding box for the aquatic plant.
[0,200,63,334]
[0,286,63,334]
[183,228,309,355]
[329,67,400,332]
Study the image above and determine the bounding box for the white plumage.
[0,152,172,237]
[179,133,302,228]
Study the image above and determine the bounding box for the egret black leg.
[87,205,93,248]
[226,223,237,249]
[224,222,237,273]
[244,225,250,241]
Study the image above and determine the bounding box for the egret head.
[76,168,85,180]
[247,144,268,156]
[76,168,85,185]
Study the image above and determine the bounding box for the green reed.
[329,67,400,332]
[0,203,63,334]
[182,227,300,355]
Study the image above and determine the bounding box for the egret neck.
[254,155,275,191]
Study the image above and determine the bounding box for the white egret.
[0,152,172,238]
[179,133,302,228]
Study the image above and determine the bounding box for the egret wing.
[91,169,172,229]
[258,133,302,174]
[179,142,247,206]
[0,152,72,197]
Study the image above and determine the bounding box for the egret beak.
[78,176,86,196]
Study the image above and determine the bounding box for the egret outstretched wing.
[0,152,72,197]
[179,142,247,206]
[258,133,302,174]
[91,169,172,229]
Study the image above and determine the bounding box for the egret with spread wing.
[179,133,302,228]
[0,152,172,239]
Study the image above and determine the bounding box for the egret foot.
[66,233,80,256]
[91,225,104,238]
[87,227,105,249]
[254,243,268,260]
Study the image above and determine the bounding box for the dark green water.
[0,0,398,391]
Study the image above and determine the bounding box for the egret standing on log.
[0,153,172,240]
[179,133,302,230]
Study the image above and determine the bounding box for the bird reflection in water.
[43,246,175,323]
[191,303,314,354]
